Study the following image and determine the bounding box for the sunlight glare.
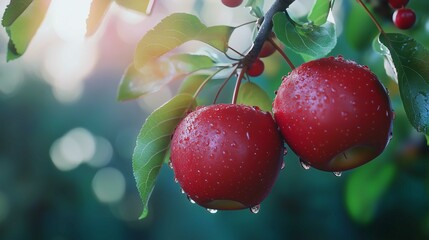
[92,167,126,204]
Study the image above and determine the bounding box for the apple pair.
[170,56,394,212]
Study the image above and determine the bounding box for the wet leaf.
[273,11,336,60]
[118,54,215,101]
[4,0,51,61]
[86,0,112,36]
[345,161,396,224]
[307,0,332,26]
[133,94,196,219]
[378,33,429,135]
[237,82,272,112]
[134,13,234,70]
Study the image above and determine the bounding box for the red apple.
[171,104,284,211]
[273,56,394,172]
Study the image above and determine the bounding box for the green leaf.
[236,82,272,112]
[307,0,331,26]
[115,0,151,14]
[273,12,336,61]
[345,161,396,224]
[118,54,215,101]
[86,0,112,36]
[378,33,429,135]
[178,74,208,96]
[245,0,264,18]
[133,94,196,219]
[2,0,33,27]
[4,0,51,61]
[133,13,234,70]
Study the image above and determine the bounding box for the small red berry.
[388,0,409,9]
[259,41,276,58]
[392,8,416,29]
[221,0,243,8]
[247,58,265,77]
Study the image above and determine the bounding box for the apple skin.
[171,104,284,210]
[259,41,276,58]
[247,58,265,77]
[388,0,409,9]
[392,8,416,30]
[221,0,243,8]
[273,56,394,172]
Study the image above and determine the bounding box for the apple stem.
[356,0,386,35]
[193,65,232,100]
[231,65,247,104]
[230,0,293,104]
[214,65,240,104]
[268,38,295,70]
[243,0,294,63]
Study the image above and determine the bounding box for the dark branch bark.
[244,0,294,64]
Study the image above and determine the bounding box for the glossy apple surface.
[171,104,284,210]
[221,0,243,8]
[273,56,394,172]
[393,8,416,30]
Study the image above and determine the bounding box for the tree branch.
[244,0,294,64]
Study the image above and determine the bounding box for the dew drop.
[333,172,342,177]
[283,148,288,156]
[281,161,286,170]
[187,195,196,204]
[250,204,261,214]
[252,106,261,111]
[174,178,178,183]
[206,208,218,214]
[168,161,173,169]
[300,159,311,170]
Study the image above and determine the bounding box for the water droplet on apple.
[181,188,185,194]
[300,159,311,170]
[281,161,286,170]
[174,178,178,183]
[333,171,342,177]
[168,161,173,169]
[252,106,261,111]
[250,204,260,214]
[246,132,250,140]
[187,195,196,204]
[283,148,288,156]
[206,208,218,214]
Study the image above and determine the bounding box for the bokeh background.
[1,0,429,239]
